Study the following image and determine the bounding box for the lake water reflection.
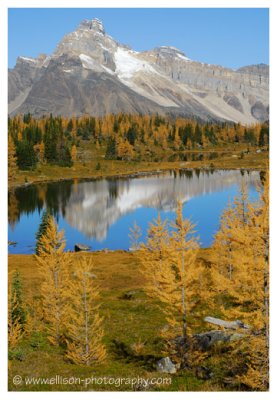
[8,169,261,254]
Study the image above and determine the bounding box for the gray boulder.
[156,357,176,374]
[194,330,245,350]
[74,243,91,252]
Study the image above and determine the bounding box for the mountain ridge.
[8,18,269,123]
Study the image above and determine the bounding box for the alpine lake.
[8,169,261,254]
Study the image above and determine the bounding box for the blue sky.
[8,8,269,69]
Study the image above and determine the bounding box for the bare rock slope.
[8,18,269,123]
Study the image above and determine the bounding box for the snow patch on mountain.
[102,65,115,75]
[114,47,157,79]
[19,56,37,63]
[113,47,181,107]
[177,53,191,62]
[79,54,97,69]
[79,53,114,75]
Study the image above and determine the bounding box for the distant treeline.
[8,113,269,169]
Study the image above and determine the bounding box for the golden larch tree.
[71,144,77,162]
[8,135,18,183]
[65,256,106,365]
[169,201,200,339]
[128,221,142,250]
[139,213,171,298]
[211,177,269,390]
[34,141,45,163]
[117,140,134,161]
[35,216,71,346]
[139,207,206,364]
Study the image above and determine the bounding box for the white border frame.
[1,1,275,399]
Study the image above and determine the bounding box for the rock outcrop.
[156,357,177,374]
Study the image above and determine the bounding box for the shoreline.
[9,156,268,190]
[8,247,212,264]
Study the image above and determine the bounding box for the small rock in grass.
[156,357,176,374]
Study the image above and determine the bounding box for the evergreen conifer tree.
[8,271,26,349]
[35,210,52,255]
[105,137,117,159]
[10,271,26,329]
[16,140,37,170]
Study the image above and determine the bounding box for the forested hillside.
[8,113,269,173]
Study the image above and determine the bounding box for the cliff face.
[8,18,269,123]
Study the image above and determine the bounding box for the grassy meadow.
[8,250,225,392]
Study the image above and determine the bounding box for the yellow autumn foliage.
[35,216,71,346]
[65,256,106,365]
[211,175,269,390]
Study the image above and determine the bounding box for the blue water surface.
[8,170,260,254]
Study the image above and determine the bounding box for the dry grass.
[9,251,144,297]
[8,249,218,392]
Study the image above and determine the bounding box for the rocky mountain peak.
[91,18,105,34]
[9,17,269,123]
[53,17,116,67]
[79,18,105,34]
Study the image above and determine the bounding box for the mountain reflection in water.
[8,169,261,253]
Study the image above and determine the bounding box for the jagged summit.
[79,18,105,34]
[8,17,269,123]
